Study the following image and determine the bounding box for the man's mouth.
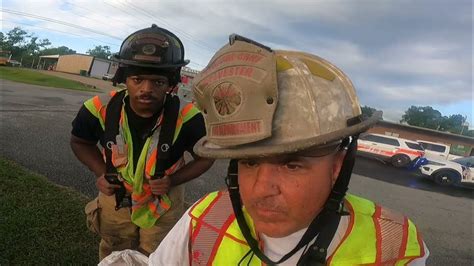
[251,202,285,219]
[137,95,155,104]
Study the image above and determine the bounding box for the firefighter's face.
[126,74,170,117]
[238,151,345,238]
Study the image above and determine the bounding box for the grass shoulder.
[0,67,99,92]
[0,157,99,264]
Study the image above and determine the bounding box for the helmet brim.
[194,111,382,159]
[116,58,190,69]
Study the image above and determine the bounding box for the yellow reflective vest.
[84,90,200,228]
[188,190,426,265]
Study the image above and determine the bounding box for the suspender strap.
[103,90,129,210]
[296,136,359,265]
[151,94,180,180]
[297,212,341,265]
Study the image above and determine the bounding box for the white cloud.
[378,41,470,78]
[2,0,472,123]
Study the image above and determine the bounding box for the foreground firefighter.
[149,35,429,265]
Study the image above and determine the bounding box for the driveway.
[36,69,119,92]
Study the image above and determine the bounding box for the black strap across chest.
[103,91,180,209]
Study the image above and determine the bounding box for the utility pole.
[31,58,35,68]
[460,117,469,135]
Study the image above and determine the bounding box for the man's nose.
[252,163,280,196]
[140,80,155,92]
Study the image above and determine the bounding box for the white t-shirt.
[148,206,429,265]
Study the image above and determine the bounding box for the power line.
[64,0,136,35]
[0,19,119,47]
[2,7,208,70]
[105,1,214,62]
[1,8,122,40]
[123,1,216,51]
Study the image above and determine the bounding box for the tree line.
[0,27,114,68]
[2,27,471,138]
[362,105,473,137]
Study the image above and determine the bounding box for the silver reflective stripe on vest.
[192,192,234,266]
[377,206,407,264]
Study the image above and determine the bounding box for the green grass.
[0,67,99,92]
[0,157,100,264]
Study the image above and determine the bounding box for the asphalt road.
[1,80,472,265]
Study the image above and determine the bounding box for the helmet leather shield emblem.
[212,82,243,117]
[142,44,157,55]
[193,38,278,147]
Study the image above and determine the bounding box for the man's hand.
[96,174,121,196]
[149,176,171,196]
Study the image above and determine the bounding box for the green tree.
[400,106,443,130]
[1,27,51,67]
[463,129,474,137]
[0,32,5,47]
[86,45,111,59]
[438,114,466,133]
[40,46,76,56]
[361,105,377,119]
[401,106,471,136]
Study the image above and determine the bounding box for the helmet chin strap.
[225,135,359,265]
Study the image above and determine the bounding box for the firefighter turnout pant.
[85,184,185,260]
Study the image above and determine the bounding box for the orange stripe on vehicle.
[357,144,370,149]
[397,149,423,156]
[381,151,395,156]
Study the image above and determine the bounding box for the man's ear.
[331,150,347,185]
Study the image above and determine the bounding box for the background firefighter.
[70,24,214,260]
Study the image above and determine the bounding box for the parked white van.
[416,140,450,161]
[416,140,463,161]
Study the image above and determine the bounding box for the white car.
[420,156,474,186]
[357,133,425,168]
[102,73,115,81]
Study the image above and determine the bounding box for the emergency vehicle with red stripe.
[357,133,425,168]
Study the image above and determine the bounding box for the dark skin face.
[125,74,171,117]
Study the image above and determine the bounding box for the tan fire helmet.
[193,34,381,159]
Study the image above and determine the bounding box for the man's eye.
[284,163,302,171]
[155,80,167,87]
[240,160,259,168]
[132,78,142,83]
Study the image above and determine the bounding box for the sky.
[1,0,472,128]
